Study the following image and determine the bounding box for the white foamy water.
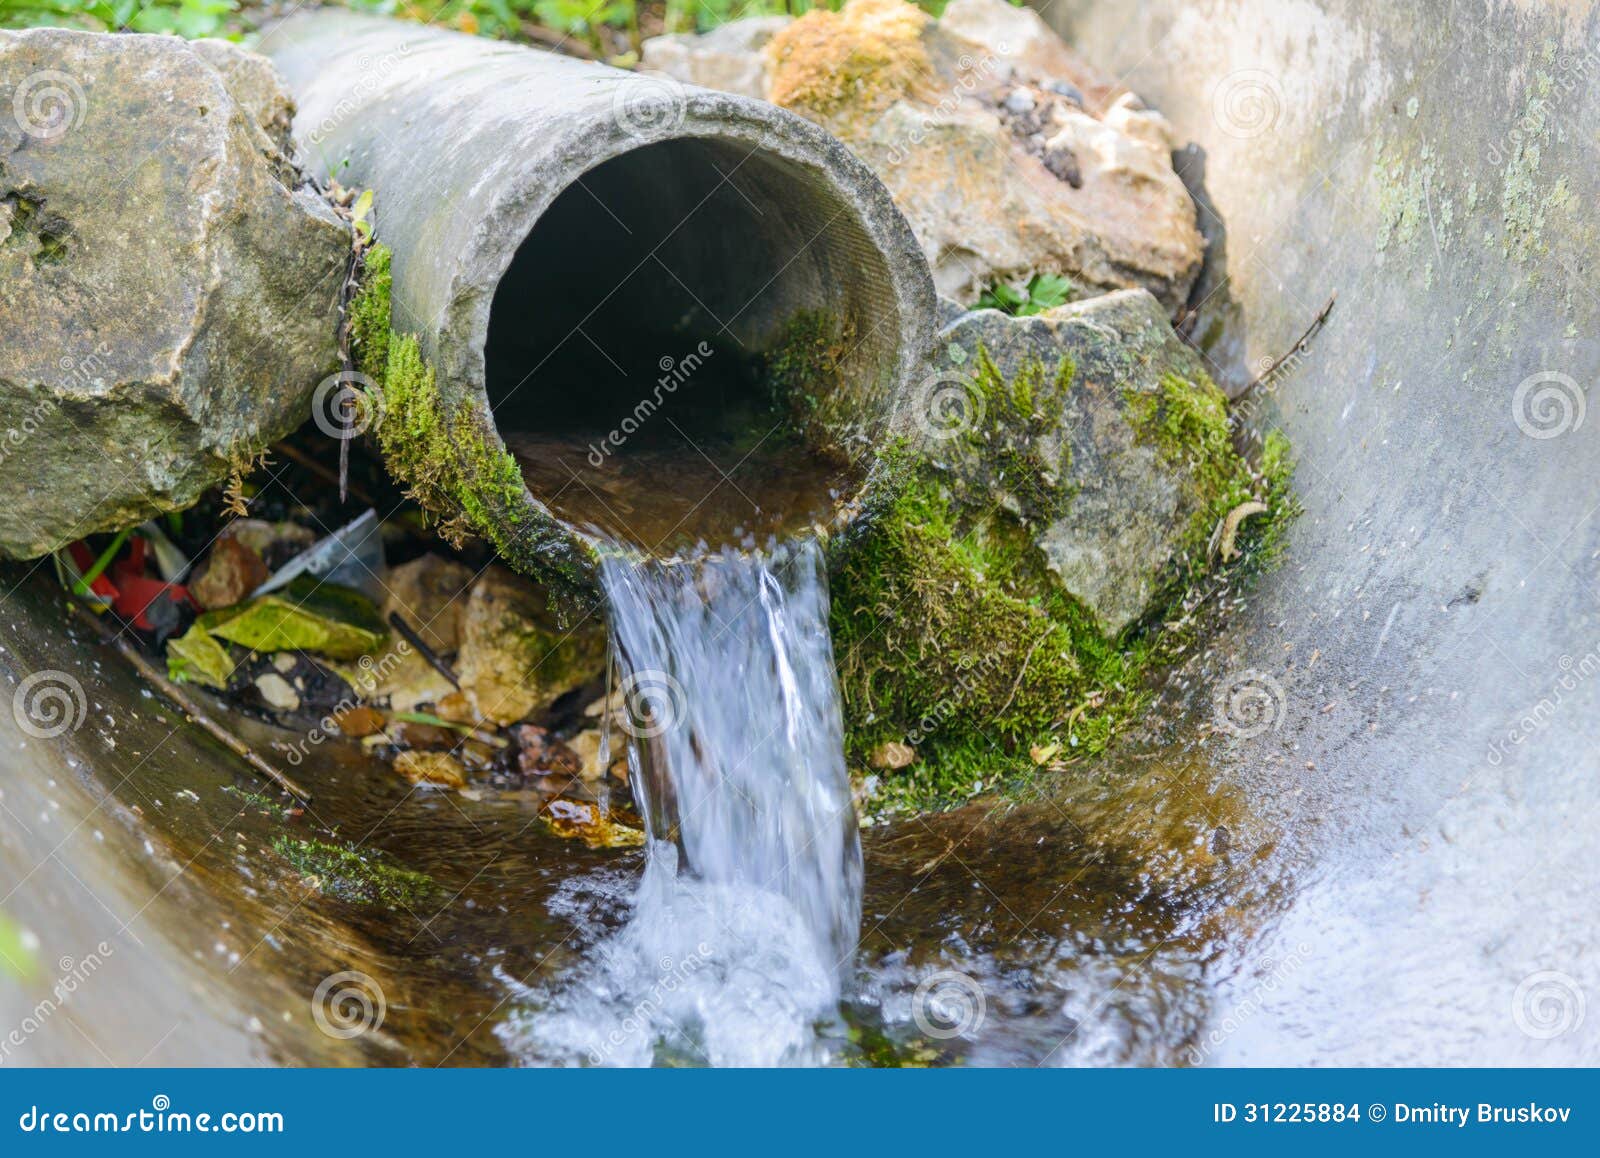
[502,539,863,1066]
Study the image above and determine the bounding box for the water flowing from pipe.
[505,538,863,1065]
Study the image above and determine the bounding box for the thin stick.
[271,440,377,508]
[1239,291,1337,399]
[68,601,314,803]
[386,611,461,689]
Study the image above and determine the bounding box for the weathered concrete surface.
[1039,0,1600,1063]
[926,289,1223,636]
[0,29,348,559]
[643,0,1204,311]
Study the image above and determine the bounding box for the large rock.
[919,289,1236,636]
[454,567,606,726]
[641,0,1203,311]
[829,289,1277,777]
[0,29,349,559]
[638,15,789,100]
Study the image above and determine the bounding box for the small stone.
[1044,79,1084,106]
[1042,142,1082,187]
[189,537,271,610]
[434,691,482,726]
[226,519,317,570]
[568,730,608,781]
[393,751,466,790]
[271,653,297,674]
[332,705,385,737]
[254,673,300,713]
[459,740,498,773]
[869,740,916,769]
[455,566,606,726]
[381,553,476,654]
[389,720,454,750]
[1210,825,1232,855]
[1002,87,1036,114]
[513,725,583,778]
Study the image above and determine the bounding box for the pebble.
[254,673,299,713]
[1002,88,1036,114]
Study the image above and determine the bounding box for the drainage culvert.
[259,12,936,601]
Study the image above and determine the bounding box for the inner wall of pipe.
[484,137,898,555]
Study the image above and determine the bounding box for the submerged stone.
[454,566,606,726]
[0,29,348,559]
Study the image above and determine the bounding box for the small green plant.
[975,272,1076,317]
[0,0,237,37]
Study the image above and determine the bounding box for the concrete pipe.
[258,12,936,600]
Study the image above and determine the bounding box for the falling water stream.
[506,538,863,1065]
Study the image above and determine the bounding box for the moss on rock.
[764,0,933,129]
[830,301,1296,814]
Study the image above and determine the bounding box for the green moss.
[833,356,1295,816]
[271,835,434,909]
[831,446,1149,814]
[957,345,1072,522]
[350,243,592,610]
[762,308,857,447]
[349,243,391,380]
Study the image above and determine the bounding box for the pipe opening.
[486,136,902,555]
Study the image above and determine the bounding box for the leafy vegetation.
[0,0,238,36]
[974,273,1077,317]
[0,0,950,55]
